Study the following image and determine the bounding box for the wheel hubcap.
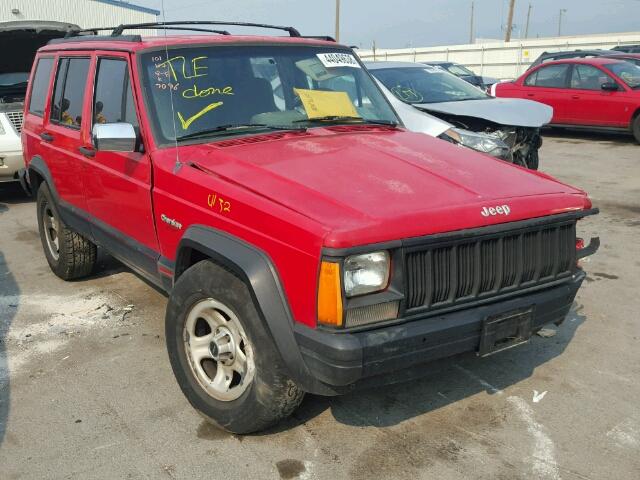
[43,203,60,261]
[183,299,255,402]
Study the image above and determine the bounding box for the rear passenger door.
[41,55,91,213]
[80,52,159,274]
[519,64,572,124]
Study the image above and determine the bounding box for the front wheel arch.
[173,226,330,395]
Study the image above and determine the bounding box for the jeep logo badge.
[481,205,511,217]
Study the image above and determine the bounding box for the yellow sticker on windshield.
[294,88,359,119]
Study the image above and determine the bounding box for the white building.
[0,0,159,29]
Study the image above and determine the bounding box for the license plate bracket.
[478,307,534,357]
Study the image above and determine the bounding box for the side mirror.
[92,123,137,152]
[601,82,620,92]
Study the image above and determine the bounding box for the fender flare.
[27,155,58,199]
[175,225,331,394]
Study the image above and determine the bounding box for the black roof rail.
[301,35,336,42]
[63,25,231,38]
[49,34,142,45]
[111,21,301,37]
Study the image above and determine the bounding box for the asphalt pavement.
[0,130,638,479]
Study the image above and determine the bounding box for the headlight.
[440,127,510,159]
[344,251,390,297]
[0,117,6,135]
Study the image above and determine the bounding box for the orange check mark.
[177,101,224,130]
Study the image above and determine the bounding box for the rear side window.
[93,58,138,127]
[50,57,90,129]
[28,58,54,116]
[524,64,570,88]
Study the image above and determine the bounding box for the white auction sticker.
[316,53,361,68]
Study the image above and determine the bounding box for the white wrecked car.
[366,61,553,170]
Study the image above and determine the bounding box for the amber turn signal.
[317,261,343,327]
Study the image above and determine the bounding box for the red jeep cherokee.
[20,22,599,433]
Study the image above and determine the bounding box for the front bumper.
[0,150,23,182]
[295,271,584,394]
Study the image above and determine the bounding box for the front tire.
[36,183,97,280]
[632,114,640,144]
[526,146,540,170]
[165,260,304,434]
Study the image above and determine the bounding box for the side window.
[28,58,54,116]
[51,57,90,129]
[570,65,612,90]
[525,64,570,88]
[93,58,139,127]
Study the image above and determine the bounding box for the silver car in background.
[366,61,553,169]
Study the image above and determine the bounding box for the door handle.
[40,132,54,142]
[527,93,535,97]
[79,146,95,158]
[571,95,580,100]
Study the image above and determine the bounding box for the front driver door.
[79,52,160,276]
[567,64,629,127]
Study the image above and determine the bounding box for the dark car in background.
[612,44,640,53]
[527,49,614,70]
[604,53,640,67]
[422,60,498,90]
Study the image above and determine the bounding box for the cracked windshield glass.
[142,46,398,143]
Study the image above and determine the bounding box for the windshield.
[371,66,488,104]
[603,61,640,89]
[445,64,475,77]
[140,45,398,143]
[0,72,29,87]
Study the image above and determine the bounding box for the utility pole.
[524,3,532,38]
[335,0,341,43]
[558,8,567,37]
[469,1,475,44]
[505,0,516,42]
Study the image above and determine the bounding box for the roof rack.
[110,21,300,37]
[301,35,336,42]
[49,34,142,45]
[64,25,231,38]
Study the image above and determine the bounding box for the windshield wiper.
[176,123,306,141]
[293,116,398,126]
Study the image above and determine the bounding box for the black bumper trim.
[294,271,584,392]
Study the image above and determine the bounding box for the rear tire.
[632,114,640,144]
[165,260,304,434]
[36,183,97,280]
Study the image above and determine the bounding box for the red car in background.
[493,58,640,143]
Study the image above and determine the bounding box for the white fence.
[357,32,640,80]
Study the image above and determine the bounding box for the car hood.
[0,21,79,74]
[181,128,588,248]
[415,97,553,128]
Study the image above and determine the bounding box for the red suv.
[20,22,599,433]
[493,58,640,143]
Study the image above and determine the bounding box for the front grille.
[6,111,23,133]
[405,221,576,310]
